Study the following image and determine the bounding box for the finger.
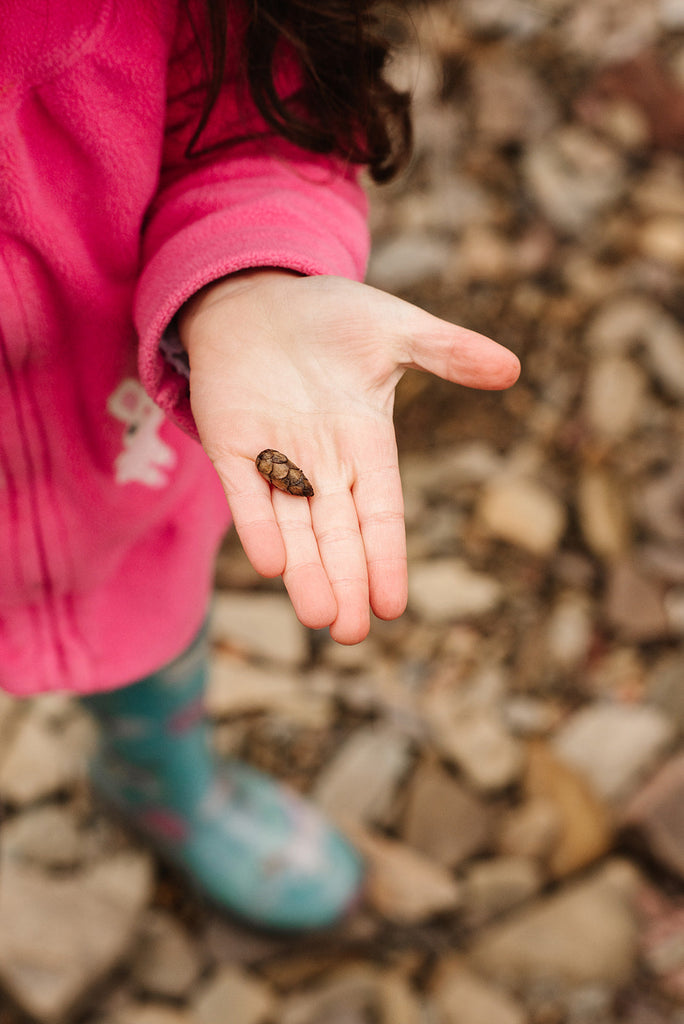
[385,295,521,390]
[310,489,371,645]
[273,489,338,630]
[353,463,408,621]
[210,458,287,578]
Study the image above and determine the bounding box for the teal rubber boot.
[79,630,363,931]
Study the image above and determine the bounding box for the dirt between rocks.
[2,1,684,1022]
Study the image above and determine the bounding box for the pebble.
[470,51,557,145]
[622,752,684,878]
[428,707,525,792]
[377,972,426,1024]
[639,216,684,268]
[467,861,641,990]
[130,910,202,999]
[407,559,503,622]
[192,965,275,1024]
[584,355,647,441]
[210,592,308,667]
[312,723,413,826]
[576,467,632,561]
[279,965,380,1024]
[366,232,454,292]
[206,654,332,728]
[430,956,528,1024]
[401,759,494,867]
[553,702,675,803]
[477,476,567,556]
[523,127,625,234]
[604,559,670,641]
[0,703,95,805]
[523,741,613,878]
[545,591,594,672]
[462,856,543,927]
[344,822,463,924]
[0,851,152,1023]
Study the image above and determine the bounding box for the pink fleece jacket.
[0,0,369,695]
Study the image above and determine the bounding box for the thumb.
[391,297,521,391]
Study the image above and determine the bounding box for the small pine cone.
[255,449,314,497]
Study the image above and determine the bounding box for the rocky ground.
[2,0,684,1021]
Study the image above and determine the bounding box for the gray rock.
[313,723,412,826]
[210,592,308,667]
[408,559,503,623]
[584,355,647,441]
[0,703,95,805]
[576,467,632,561]
[463,856,543,926]
[130,910,202,998]
[429,707,525,792]
[430,957,528,1024]
[524,127,625,234]
[279,966,381,1024]
[604,560,670,642]
[0,851,152,1023]
[402,759,494,868]
[477,476,567,556]
[192,966,275,1024]
[622,752,684,878]
[553,701,675,803]
[467,861,641,990]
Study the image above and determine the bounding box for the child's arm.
[179,269,520,644]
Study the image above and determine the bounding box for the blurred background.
[1,0,684,1021]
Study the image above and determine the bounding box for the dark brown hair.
[190,0,412,182]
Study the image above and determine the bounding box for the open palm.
[180,271,520,644]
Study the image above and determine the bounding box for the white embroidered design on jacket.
[107,379,176,487]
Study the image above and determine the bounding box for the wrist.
[178,268,301,356]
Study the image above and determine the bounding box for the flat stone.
[553,702,675,803]
[0,703,95,805]
[463,856,543,927]
[467,861,641,989]
[408,559,503,622]
[1,805,86,869]
[210,592,308,667]
[477,476,567,556]
[523,741,613,878]
[192,966,275,1024]
[577,467,632,560]
[279,965,381,1024]
[622,752,684,879]
[430,957,527,1024]
[130,910,202,998]
[377,972,426,1024]
[639,216,684,268]
[428,707,525,792]
[367,232,454,292]
[544,591,594,673]
[584,355,647,441]
[604,560,670,642]
[497,796,563,863]
[470,51,557,145]
[523,127,625,234]
[206,655,331,726]
[313,723,412,826]
[401,759,494,868]
[344,822,462,924]
[0,851,152,1023]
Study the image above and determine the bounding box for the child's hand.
[179,270,520,644]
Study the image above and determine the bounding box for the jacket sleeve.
[134,1,370,437]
